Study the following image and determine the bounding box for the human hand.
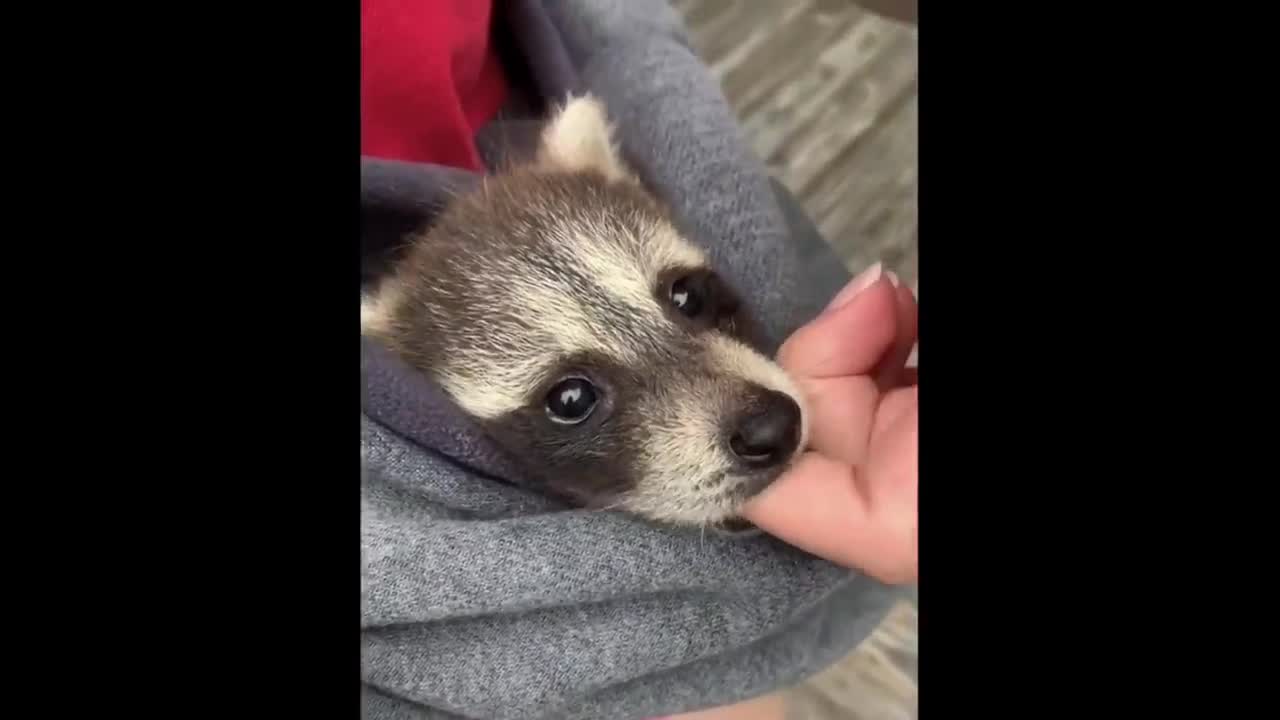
[742,263,918,584]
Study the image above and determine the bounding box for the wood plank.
[809,92,918,284]
[681,0,741,48]
[719,10,861,119]
[738,16,885,161]
[775,31,917,198]
[676,1,917,282]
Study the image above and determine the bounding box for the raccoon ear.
[537,94,630,181]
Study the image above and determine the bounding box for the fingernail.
[885,269,901,288]
[826,261,883,313]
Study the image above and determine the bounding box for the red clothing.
[361,0,508,170]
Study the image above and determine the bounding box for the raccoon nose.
[729,390,802,469]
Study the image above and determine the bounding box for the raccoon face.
[362,96,808,527]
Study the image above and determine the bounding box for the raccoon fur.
[361,96,809,527]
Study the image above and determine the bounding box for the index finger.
[778,277,901,379]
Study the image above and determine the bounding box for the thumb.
[779,264,901,379]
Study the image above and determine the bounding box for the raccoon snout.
[727,389,802,470]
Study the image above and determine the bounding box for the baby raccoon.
[362,96,808,527]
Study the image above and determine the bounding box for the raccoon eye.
[671,271,739,333]
[669,275,705,318]
[545,377,599,424]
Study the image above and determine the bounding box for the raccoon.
[362,96,809,527]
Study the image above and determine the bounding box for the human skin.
[743,262,919,585]
[666,263,919,720]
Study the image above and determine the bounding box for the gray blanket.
[361,2,903,718]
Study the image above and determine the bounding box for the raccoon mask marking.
[362,95,809,527]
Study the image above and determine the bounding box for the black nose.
[728,390,801,469]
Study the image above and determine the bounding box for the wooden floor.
[672,2,919,719]
[674,0,918,291]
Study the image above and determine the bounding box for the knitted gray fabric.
[361,2,903,718]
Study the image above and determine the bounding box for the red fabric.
[361,0,507,170]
